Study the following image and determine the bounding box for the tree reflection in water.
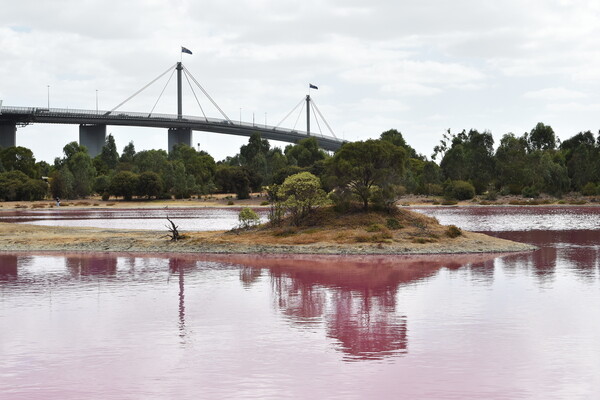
[0,254,19,281]
[66,255,117,277]
[169,258,197,342]
[208,253,503,361]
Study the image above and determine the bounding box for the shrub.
[441,200,458,205]
[238,207,260,229]
[581,182,598,196]
[278,172,328,226]
[386,218,403,230]
[423,183,444,196]
[484,189,498,201]
[521,186,539,198]
[445,225,462,238]
[450,180,476,200]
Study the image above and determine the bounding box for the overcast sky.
[2,0,600,163]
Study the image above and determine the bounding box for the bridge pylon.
[79,124,106,157]
[177,62,183,119]
[168,127,192,151]
[0,122,16,148]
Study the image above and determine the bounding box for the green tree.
[93,175,111,195]
[0,146,38,178]
[163,160,194,199]
[137,171,163,198]
[285,137,326,168]
[60,142,88,163]
[110,171,138,200]
[529,122,556,151]
[120,141,136,164]
[380,129,418,158]
[239,133,270,187]
[68,152,96,198]
[0,170,47,201]
[438,129,495,193]
[96,134,119,174]
[560,131,598,191]
[238,207,260,229]
[278,172,328,225]
[169,144,216,193]
[50,167,74,199]
[134,149,169,174]
[329,139,406,210]
[495,133,530,194]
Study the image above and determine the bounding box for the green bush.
[453,181,475,200]
[581,182,598,196]
[278,172,328,226]
[522,186,540,198]
[484,189,498,201]
[445,180,475,200]
[386,218,404,230]
[238,207,260,229]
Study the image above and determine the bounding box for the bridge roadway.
[0,106,345,154]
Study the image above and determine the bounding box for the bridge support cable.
[148,68,176,117]
[292,101,306,131]
[183,71,209,122]
[310,99,337,139]
[182,66,231,123]
[309,102,324,137]
[275,97,305,129]
[106,63,177,115]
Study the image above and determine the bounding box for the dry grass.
[226,207,450,247]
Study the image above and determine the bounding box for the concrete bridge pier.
[0,122,17,148]
[168,127,192,152]
[79,124,106,157]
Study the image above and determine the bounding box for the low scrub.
[445,225,462,238]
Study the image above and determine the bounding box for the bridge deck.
[0,106,345,151]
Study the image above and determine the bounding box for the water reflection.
[494,230,600,282]
[169,258,196,341]
[207,253,505,361]
[66,255,117,277]
[2,245,592,365]
[0,254,18,280]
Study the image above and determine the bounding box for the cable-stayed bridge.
[0,62,345,156]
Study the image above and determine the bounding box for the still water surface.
[1,206,600,399]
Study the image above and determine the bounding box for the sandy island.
[0,203,536,255]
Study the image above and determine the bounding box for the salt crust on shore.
[0,222,536,255]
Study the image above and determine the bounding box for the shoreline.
[0,222,536,256]
[0,193,597,212]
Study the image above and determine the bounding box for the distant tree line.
[1,121,600,204]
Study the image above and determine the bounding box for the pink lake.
[1,206,600,399]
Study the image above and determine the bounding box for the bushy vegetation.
[4,121,600,204]
[238,207,260,229]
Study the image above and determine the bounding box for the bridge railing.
[0,106,340,141]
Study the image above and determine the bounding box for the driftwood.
[165,216,182,241]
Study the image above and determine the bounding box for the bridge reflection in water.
[0,251,502,362]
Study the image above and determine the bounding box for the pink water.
[1,206,600,399]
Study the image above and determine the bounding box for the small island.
[0,133,539,255]
[0,203,534,255]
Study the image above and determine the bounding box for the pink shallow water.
[0,207,267,231]
[1,207,600,399]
